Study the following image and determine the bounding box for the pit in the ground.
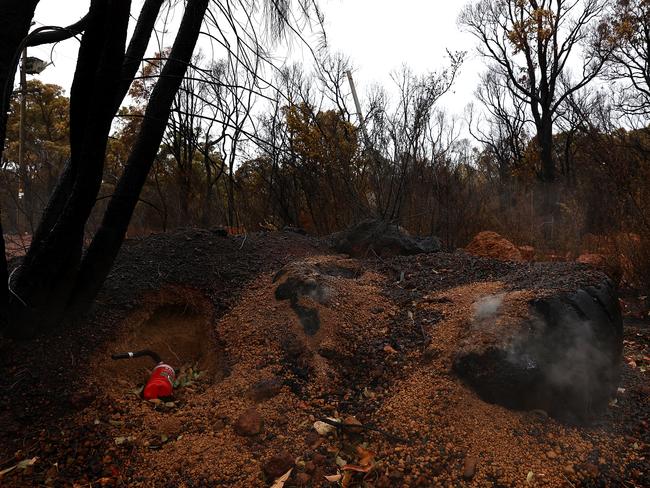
[91,287,222,391]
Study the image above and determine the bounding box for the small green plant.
[173,363,205,389]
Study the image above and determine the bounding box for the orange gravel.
[2,246,645,487]
[68,258,646,487]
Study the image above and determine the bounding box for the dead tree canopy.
[459,0,609,185]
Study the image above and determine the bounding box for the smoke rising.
[509,303,617,419]
[469,292,618,420]
[473,293,505,322]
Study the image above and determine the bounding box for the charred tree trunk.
[538,116,556,216]
[67,0,209,318]
[7,0,131,338]
[32,0,164,244]
[0,217,7,329]
[0,0,39,328]
[3,0,166,338]
[539,119,555,184]
[0,0,39,154]
[117,0,164,105]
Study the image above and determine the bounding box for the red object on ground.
[143,363,176,400]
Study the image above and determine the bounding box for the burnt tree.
[460,0,609,191]
[0,0,321,338]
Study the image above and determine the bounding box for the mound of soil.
[465,231,524,262]
[452,280,622,423]
[0,231,647,488]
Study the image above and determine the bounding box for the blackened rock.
[453,279,623,424]
[330,219,441,257]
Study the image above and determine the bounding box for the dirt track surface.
[0,230,648,487]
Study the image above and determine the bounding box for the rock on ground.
[330,219,441,257]
[234,407,264,436]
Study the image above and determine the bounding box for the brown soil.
[91,285,223,390]
[465,231,524,262]
[0,230,647,487]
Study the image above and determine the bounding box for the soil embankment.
[0,230,647,487]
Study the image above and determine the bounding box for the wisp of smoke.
[473,293,505,322]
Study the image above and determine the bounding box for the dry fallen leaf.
[341,464,372,473]
[356,446,376,467]
[324,473,342,482]
[313,420,337,436]
[270,468,292,488]
[0,457,38,477]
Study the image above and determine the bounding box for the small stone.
[463,455,478,480]
[563,464,575,474]
[263,450,295,479]
[248,378,283,402]
[546,450,557,459]
[305,431,321,448]
[343,416,363,434]
[234,408,263,436]
[371,306,385,314]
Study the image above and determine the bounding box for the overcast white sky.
[28,0,483,121]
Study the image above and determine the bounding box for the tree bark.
[0,0,39,330]
[116,0,164,109]
[0,216,8,330]
[30,0,165,250]
[7,0,131,338]
[539,116,555,184]
[538,115,556,215]
[0,0,39,157]
[67,0,209,317]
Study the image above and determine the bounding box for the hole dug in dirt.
[92,287,223,395]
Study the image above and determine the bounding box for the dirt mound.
[518,245,535,260]
[577,253,609,267]
[273,256,363,335]
[1,232,647,488]
[122,255,398,485]
[331,219,441,257]
[465,231,523,261]
[452,280,622,423]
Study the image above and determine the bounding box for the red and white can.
[143,363,175,400]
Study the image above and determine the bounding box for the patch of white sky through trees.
[29,1,483,123]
